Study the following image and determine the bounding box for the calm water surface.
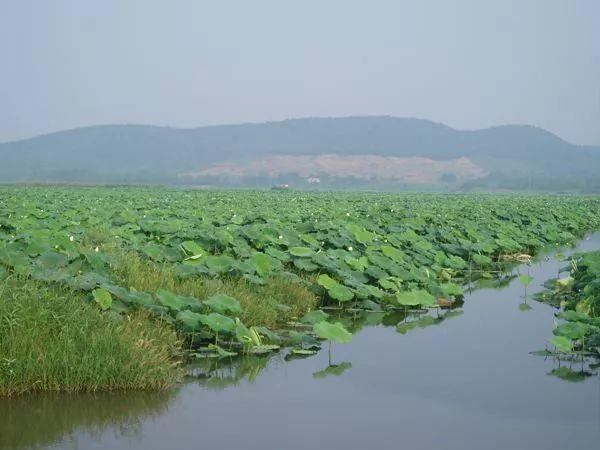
[2,236,599,450]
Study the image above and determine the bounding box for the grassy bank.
[0,277,183,397]
[0,249,316,396]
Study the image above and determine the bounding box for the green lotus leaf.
[251,252,272,277]
[181,240,205,258]
[519,274,534,287]
[549,335,573,353]
[247,344,280,354]
[202,255,232,274]
[155,288,189,312]
[37,251,69,269]
[553,322,588,340]
[204,294,242,315]
[440,282,464,298]
[207,344,238,357]
[560,310,591,323]
[92,288,112,310]
[346,223,374,244]
[293,258,319,271]
[381,245,405,262]
[317,274,339,290]
[313,321,353,343]
[300,309,330,324]
[234,319,260,346]
[395,289,435,307]
[176,310,204,330]
[289,246,314,257]
[472,253,492,266]
[328,284,354,302]
[199,313,236,333]
[142,245,164,261]
[344,255,369,271]
[555,276,574,288]
[291,348,318,356]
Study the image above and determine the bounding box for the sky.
[1,0,599,145]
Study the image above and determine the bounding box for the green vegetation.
[1,186,600,394]
[537,250,600,356]
[110,249,316,328]
[0,277,182,397]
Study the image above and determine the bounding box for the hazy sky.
[1,0,599,145]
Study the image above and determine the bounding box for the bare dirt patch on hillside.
[183,154,488,184]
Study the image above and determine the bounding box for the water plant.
[1,186,600,393]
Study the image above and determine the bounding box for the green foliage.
[204,294,242,315]
[176,310,204,331]
[553,322,589,340]
[538,249,600,355]
[289,247,314,257]
[549,336,573,353]
[92,288,112,310]
[301,310,330,324]
[519,274,533,287]
[0,278,182,396]
[199,313,236,334]
[0,186,599,362]
[313,321,353,343]
[395,290,436,307]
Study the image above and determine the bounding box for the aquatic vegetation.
[1,186,599,393]
[313,321,353,344]
[536,250,600,356]
[532,250,600,382]
[518,272,534,311]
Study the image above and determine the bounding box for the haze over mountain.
[1,116,599,191]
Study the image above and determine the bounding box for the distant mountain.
[1,116,598,191]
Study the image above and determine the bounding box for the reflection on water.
[1,235,600,450]
[313,361,352,379]
[533,352,599,382]
[0,390,175,449]
[186,355,272,390]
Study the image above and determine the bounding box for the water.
[2,236,600,450]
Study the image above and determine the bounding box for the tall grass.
[0,277,183,397]
[111,250,317,328]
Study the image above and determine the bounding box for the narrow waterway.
[2,235,599,450]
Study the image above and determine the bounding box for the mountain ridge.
[1,116,598,191]
[0,116,571,146]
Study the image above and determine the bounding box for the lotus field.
[1,186,600,358]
